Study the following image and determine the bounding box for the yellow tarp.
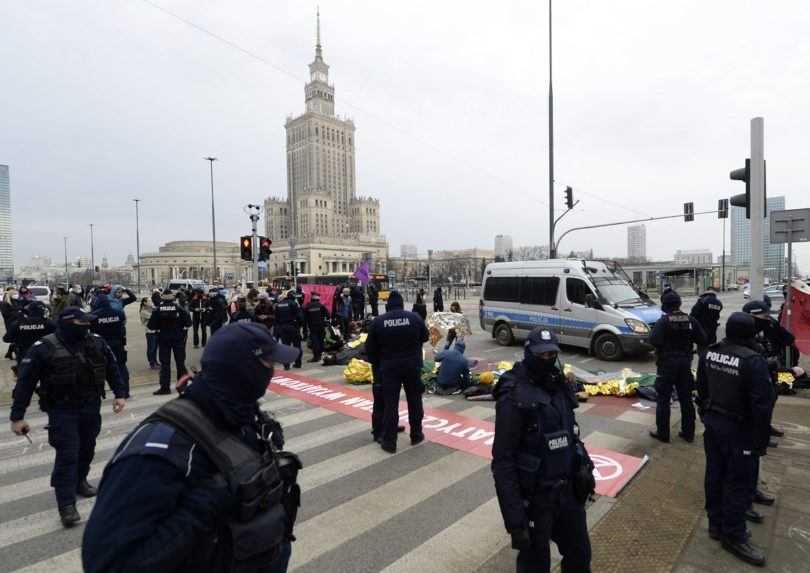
[344,358,374,384]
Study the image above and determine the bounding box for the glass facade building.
[730,195,785,281]
[0,165,12,282]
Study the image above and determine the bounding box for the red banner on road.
[268,373,648,497]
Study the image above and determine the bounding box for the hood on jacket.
[386,290,404,311]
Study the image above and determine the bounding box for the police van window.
[483,277,520,303]
[521,277,559,306]
[566,278,592,305]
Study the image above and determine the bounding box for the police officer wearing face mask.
[3,301,55,360]
[230,296,256,324]
[148,290,192,396]
[365,290,429,453]
[492,328,594,573]
[207,289,229,336]
[82,323,302,573]
[189,288,209,348]
[649,290,707,443]
[302,293,330,363]
[9,307,127,527]
[690,288,724,349]
[274,292,302,370]
[91,295,130,398]
[696,312,772,566]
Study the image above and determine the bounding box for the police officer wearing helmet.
[690,288,724,349]
[492,328,594,573]
[91,295,130,398]
[148,290,192,395]
[649,290,707,443]
[2,301,55,360]
[302,292,330,363]
[9,307,126,527]
[696,312,772,566]
[82,323,302,573]
[274,292,302,370]
[365,290,429,453]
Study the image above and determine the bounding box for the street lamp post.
[204,157,218,284]
[548,0,555,259]
[64,237,69,286]
[134,198,142,294]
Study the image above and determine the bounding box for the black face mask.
[524,350,558,381]
[60,322,90,344]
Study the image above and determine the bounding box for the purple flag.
[353,261,370,285]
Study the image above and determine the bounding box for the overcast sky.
[2,0,808,272]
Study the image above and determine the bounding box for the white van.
[480,260,662,361]
[164,279,206,292]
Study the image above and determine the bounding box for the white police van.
[479,260,662,361]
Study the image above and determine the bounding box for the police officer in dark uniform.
[690,288,724,349]
[696,312,772,566]
[302,293,330,363]
[274,292,302,370]
[207,288,229,336]
[82,323,302,573]
[649,290,707,443]
[9,307,126,527]
[3,301,55,360]
[492,328,594,573]
[365,290,429,453]
[189,288,209,348]
[230,296,256,324]
[148,291,192,395]
[367,282,379,317]
[91,295,130,398]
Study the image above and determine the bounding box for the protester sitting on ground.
[434,341,471,394]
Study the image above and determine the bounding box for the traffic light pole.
[245,204,262,286]
[749,118,765,301]
[550,199,579,257]
[555,209,719,254]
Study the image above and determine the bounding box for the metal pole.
[89,223,95,284]
[786,238,793,365]
[427,249,433,294]
[548,0,555,259]
[64,237,69,286]
[246,204,261,285]
[134,199,141,294]
[749,118,765,301]
[205,157,218,284]
[721,217,726,292]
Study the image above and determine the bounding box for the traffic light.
[240,235,252,261]
[564,186,574,210]
[259,237,272,261]
[729,158,766,219]
[683,202,694,222]
[718,198,729,219]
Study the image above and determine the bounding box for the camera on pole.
[730,158,766,218]
[240,235,252,261]
[683,202,694,222]
[564,186,574,210]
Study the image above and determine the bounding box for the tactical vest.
[40,334,107,404]
[16,318,50,354]
[704,341,760,421]
[660,312,694,355]
[508,370,578,495]
[274,301,296,326]
[146,399,302,569]
[158,303,180,327]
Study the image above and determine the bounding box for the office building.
[731,196,786,281]
[673,249,713,265]
[400,244,418,259]
[0,165,12,281]
[494,235,513,261]
[627,224,646,261]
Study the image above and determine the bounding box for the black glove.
[510,528,531,551]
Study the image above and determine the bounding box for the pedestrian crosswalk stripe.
[288,451,486,570]
[0,497,95,549]
[11,548,82,573]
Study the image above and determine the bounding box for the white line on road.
[0,498,95,549]
[12,548,82,573]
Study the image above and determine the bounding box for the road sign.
[770,209,810,244]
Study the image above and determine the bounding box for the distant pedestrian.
[139,297,159,370]
[433,287,444,313]
[351,284,365,321]
[411,292,427,321]
[367,282,379,317]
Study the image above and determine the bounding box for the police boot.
[769,425,784,437]
[307,357,320,363]
[77,480,97,498]
[153,388,171,396]
[59,503,81,528]
[649,431,669,443]
[721,537,766,567]
[753,489,775,506]
[745,507,764,524]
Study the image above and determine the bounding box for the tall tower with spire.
[263,10,386,278]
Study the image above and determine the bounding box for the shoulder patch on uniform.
[110,421,192,473]
[33,340,43,346]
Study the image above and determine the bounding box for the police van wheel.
[494,324,514,346]
[593,333,623,361]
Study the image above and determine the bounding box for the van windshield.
[591,277,642,306]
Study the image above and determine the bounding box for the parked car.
[27,285,51,306]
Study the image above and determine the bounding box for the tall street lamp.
[204,157,218,283]
[134,198,142,294]
[64,236,69,286]
[547,0,555,259]
[89,223,95,284]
